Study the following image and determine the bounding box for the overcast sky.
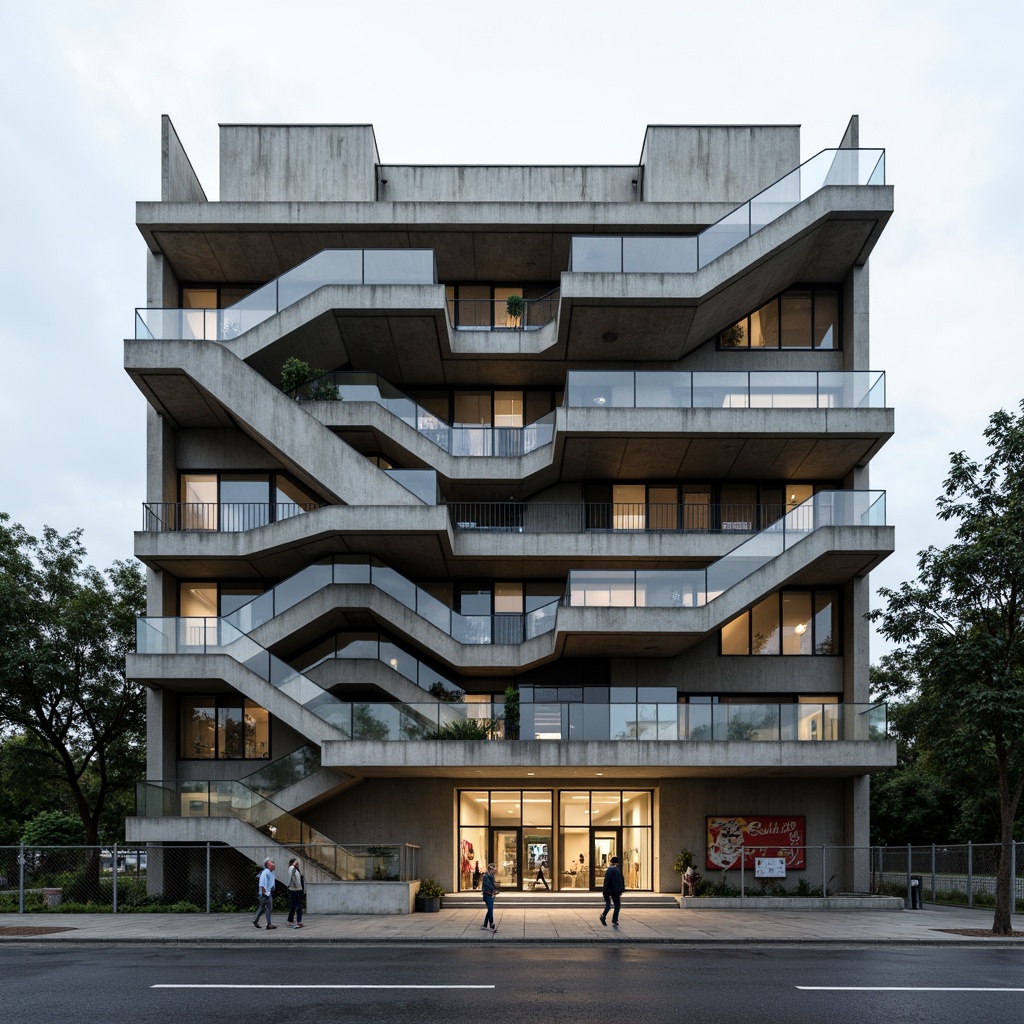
[1,0,1021,659]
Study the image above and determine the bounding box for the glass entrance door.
[493,829,519,890]
[592,829,620,891]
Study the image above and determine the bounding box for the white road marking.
[798,987,1024,992]
[152,984,494,990]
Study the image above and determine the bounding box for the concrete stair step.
[442,892,678,910]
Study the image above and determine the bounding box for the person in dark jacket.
[480,862,498,931]
[600,855,625,927]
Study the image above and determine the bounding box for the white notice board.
[754,857,787,878]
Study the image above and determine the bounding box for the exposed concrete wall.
[378,165,638,203]
[220,125,379,202]
[146,688,177,782]
[640,126,801,205]
[846,264,869,372]
[161,115,207,203]
[845,774,871,890]
[307,880,417,915]
[303,777,455,886]
[838,115,859,150]
[176,429,285,471]
[659,776,850,892]
[613,633,844,695]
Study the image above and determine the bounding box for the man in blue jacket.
[481,862,498,932]
[600,856,625,928]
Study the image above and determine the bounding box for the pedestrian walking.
[286,857,304,928]
[253,857,277,930]
[600,855,625,928]
[480,862,498,932]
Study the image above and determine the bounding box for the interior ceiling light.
[794,623,807,635]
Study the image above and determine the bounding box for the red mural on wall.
[705,816,806,871]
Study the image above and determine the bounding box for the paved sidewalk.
[0,903,1020,944]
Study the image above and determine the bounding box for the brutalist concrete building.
[126,115,896,907]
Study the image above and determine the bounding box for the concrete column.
[845,775,870,891]
[844,264,870,372]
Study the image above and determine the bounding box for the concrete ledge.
[681,896,904,911]
[306,881,417,915]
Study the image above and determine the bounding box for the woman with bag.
[286,858,305,928]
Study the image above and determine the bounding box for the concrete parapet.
[306,880,418,915]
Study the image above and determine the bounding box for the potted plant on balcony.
[505,294,524,329]
[415,878,445,912]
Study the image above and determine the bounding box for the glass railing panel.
[635,371,691,408]
[226,280,277,336]
[705,527,784,599]
[452,613,492,644]
[793,149,837,200]
[657,704,679,741]
[866,150,885,186]
[333,558,372,585]
[749,372,819,409]
[385,469,437,503]
[564,371,635,408]
[334,635,381,660]
[136,617,177,655]
[525,602,558,639]
[622,236,697,273]
[635,570,699,608]
[524,412,556,452]
[363,249,436,285]
[570,236,622,272]
[416,589,452,634]
[231,591,274,632]
[522,289,559,329]
[692,371,750,408]
[277,250,363,308]
[135,781,178,817]
[451,427,493,457]
[817,370,885,409]
[371,565,418,611]
[607,704,634,740]
[380,641,418,683]
[749,170,801,234]
[634,704,660,740]
[698,204,750,268]
[243,745,321,797]
[567,570,636,608]
[274,562,333,615]
[332,376,386,403]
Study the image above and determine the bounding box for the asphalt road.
[3,943,1024,1023]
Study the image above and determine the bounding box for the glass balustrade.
[569,148,885,273]
[241,744,321,799]
[135,249,438,340]
[566,371,885,409]
[309,372,556,457]
[447,289,560,331]
[566,491,885,607]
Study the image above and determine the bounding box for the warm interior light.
[794,622,807,635]
[389,657,399,668]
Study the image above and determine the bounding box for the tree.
[870,401,1024,934]
[0,515,146,892]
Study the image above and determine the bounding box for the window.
[718,287,840,350]
[176,472,320,531]
[721,589,841,656]
[180,696,270,759]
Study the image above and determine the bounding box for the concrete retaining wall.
[306,880,418,915]
[681,896,904,911]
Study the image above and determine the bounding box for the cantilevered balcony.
[132,149,891,374]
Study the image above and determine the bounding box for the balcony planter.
[415,878,445,912]
[505,294,524,329]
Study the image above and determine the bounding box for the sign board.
[755,857,787,879]
[706,816,806,871]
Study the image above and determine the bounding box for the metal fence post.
[822,844,826,897]
[112,842,118,914]
[906,843,912,908]
[931,842,936,903]
[19,842,25,915]
[740,855,745,898]
[968,841,973,908]
[1013,840,1017,917]
[206,842,211,914]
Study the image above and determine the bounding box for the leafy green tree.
[0,515,146,891]
[20,810,87,847]
[280,357,340,401]
[870,401,1024,934]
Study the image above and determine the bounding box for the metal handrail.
[142,501,322,532]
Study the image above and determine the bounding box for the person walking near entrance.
[600,855,625,928]
[535,858,550,891]
[286,858,304,928]
[253,857,277,930]
[480,862,498,932]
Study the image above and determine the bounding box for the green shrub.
[280,358,339,401]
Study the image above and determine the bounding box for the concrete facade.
[126,118,895,908]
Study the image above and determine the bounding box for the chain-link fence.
[872,843,1024,909]
[2,842,1022,913]
[0,843,415,915]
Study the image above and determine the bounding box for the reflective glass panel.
[749,299,779,348]
[814,591,839,655]
[782,592,814,655]
[780,291,812,348]
[180,697,215,759]
[721,611,750,655]
[814,291,839,349]
[751,595,780,655]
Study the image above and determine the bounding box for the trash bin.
[43,887,62,908]
[909,876,922,910]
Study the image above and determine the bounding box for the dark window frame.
[716,285,842,351]
[719,587,842,657]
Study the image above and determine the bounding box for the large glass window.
[721,588,841,656]
[180,696,269,759]
[718,287,841,350]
